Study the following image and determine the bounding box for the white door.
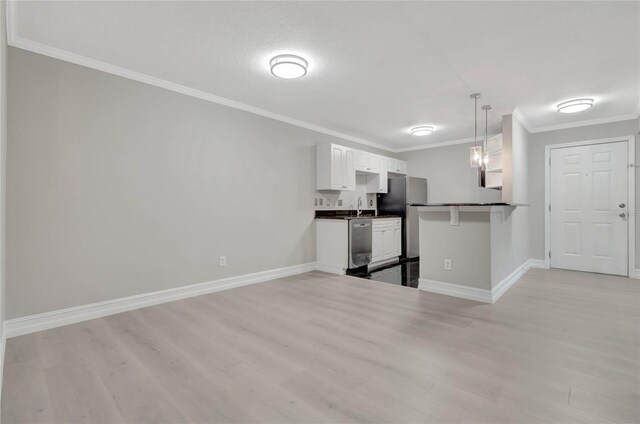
[550,141,628,276]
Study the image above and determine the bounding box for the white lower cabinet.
[371,218,402,266]
[372,229,384,263]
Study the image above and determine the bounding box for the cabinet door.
[369,155,380,173]
[387,158,397,172]
[383,230,395,259]
[344,149,356,191]
[393,227,402,256]
[397,161,408,175]
[378,170,388,193]
[331,145,344,189]
[372,229,384,263]
[356,151,369,172]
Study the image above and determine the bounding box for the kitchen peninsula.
[416,114,535,303]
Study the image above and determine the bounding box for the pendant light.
[482,104,491,166]
[469,93,482,167]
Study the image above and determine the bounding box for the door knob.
[619,203,626,208]
[619,212,626,218]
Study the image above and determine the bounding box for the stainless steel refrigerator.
[376,176,428,259]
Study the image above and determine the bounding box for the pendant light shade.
[469,93,482,168]
[470,145,483,167]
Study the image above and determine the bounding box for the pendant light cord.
[473,95,478,146]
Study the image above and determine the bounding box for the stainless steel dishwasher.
[349,219,372,268]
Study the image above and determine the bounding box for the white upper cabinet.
[484,134,503,189]
[317,143,404,192]
[387,158,408,175]
[317,144,356,191]
[355,151,380,173]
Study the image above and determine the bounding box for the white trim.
[545,136,636,276]
[512,107,533,133]
[314,263,347,275]
[419,259,541,304]
[6,38,394,154]
[634,269,640,279]
[5,262,317,338]
[531,113,640,134]
[418,278,493,303]
[491,260,529,302]
[7,1,638,155]
[525,259,548,269]
[393,135,499,153]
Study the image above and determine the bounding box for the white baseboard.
[418,278,493,303]
[524,259,548,269]
[314,263,346,275]
[634,269,640,279]
[5,262,317,338]
[418,258,537,304]
[491,261,530,303]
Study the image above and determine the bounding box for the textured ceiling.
[9,1,640,151]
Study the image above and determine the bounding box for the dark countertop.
[314,210,402,220]
[420,203,529,207]
[315,215,402,220]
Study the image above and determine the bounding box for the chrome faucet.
[357,196,363,217]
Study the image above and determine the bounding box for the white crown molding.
[512,107,533,133]
[5,4,395,153]
[5,262,317,338]
[529,112,640,134]
[6,1,640,154]
[394,134,500,153]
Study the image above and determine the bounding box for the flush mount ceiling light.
[410,126,434,136]
[270,54,308,79]
[557,98,594,113]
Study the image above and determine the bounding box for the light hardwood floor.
[2,268,639,423]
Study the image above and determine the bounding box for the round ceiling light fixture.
[270,54,308,79]
[410,126,434,136]
[556,98,594,113]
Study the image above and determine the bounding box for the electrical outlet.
[326,198,331,207]
[219,256,227,267]
[444,258,452,271]
[338,199,343,207]
[319,198,323,206]
[369,199,373,207]
[314,198,318,207]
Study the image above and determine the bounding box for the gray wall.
[502,114,529,205]
[0,0,7,343]
[6,47,390,319]
[419,211,492,290]
[397,143,502,204]
[528,118,640,263]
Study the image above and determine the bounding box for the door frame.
[544,136,636,277]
